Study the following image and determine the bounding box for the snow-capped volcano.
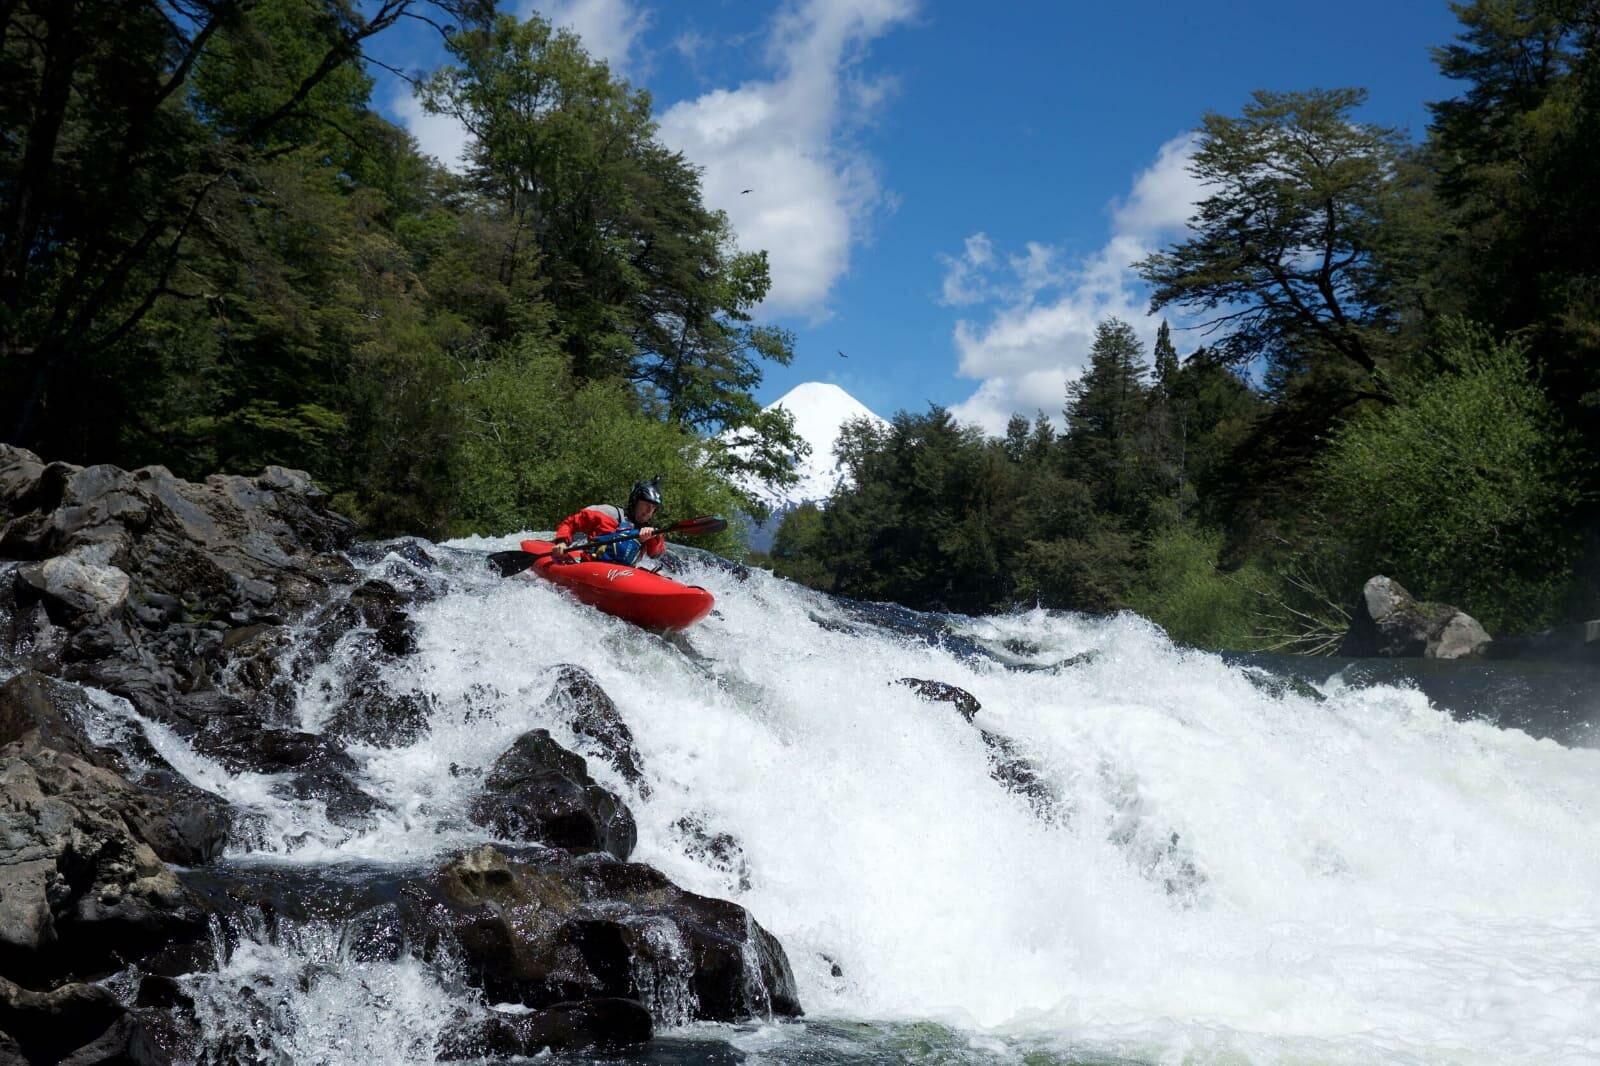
[734,381,889,513]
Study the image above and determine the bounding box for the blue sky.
[372,0,1466,431]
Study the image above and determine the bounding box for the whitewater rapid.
[96,537,1600,1064]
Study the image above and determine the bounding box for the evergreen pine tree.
[1153,319,1180,399]
[1065,318,1150,512]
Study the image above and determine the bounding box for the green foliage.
[767,503,833,588]
[451,345,745,554]
[0,0,797,548]
[1127,525,1273,650]
[1137,89,1407,391]
[420,13,801,479]
[1064,318,1151,511]
[1317,321,1584,630]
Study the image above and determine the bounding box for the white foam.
[142,547,1600,1062]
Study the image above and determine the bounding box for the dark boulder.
[895,677,1059,817]
[1340,576,1492,659]
[323,687,432,749]
[415,845,801,1022]
[436,998,652,1059]
[0,671,96,754]
[894,677,980,722]
[0,976,168,1065]
[469,730,635,861]
[546,665,648,795]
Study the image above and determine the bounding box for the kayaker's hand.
[637,527,657,541]
[551,540,569,560]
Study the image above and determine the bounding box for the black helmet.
[627,476,662,511]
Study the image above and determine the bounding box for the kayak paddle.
[487,515,728,577]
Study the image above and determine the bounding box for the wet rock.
[546,665,648,795]
[14,553,131,624]
[343,537,438,572]
[0,975,168,1065]
[1340,575,1492,659]
[1239,666,1326,703]
[0,574,68,673]
[305,579,417,661]
[0,671,96,755]
[893,676,1058,817]
[0,750,205,984]
[978,730,1058,817]
[469,730,636,861]
[894,677,981,722]
[323,687,432,749]
[0,674,229,866]
[436,998,652,1059]
[417,845,801,1022]
[670,814,751,892]
[274,764,383,829]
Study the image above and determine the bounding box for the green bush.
[1317,321,1584,632]
[1127,524,1273,649]
[451,344,746,554]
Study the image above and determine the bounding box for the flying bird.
[740,188,753,194]
[837,350,848,358]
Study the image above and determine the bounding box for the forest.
[4,0,1597,648]
[0,0,802,552]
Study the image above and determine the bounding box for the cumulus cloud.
[525,0,651,72]
[948,132,1203,433]
[938,233,995,306]
[656,0,917,316]
[393,90,472,174]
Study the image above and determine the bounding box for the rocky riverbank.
[0,445,799,1063]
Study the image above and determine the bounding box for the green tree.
[1425,0,1600,429]
[420,12,801,490]
[0,0,427,457]
[1137,89,1408,398]
[1064,318,1151,512]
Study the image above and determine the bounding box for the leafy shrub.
[1316,321,1584,632]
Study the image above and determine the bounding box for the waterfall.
[99,536,1600,1064]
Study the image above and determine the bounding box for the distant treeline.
[0,0,803,546]
[769,2,1600,646]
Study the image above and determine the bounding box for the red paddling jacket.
[554,505,665,565]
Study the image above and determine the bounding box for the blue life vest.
[590,516,644,566]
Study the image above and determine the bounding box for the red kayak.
[519,539,715,630]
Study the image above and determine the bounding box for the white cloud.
[526,0,650,72]
[938,232,995,306]
[948,133,1204,433]
[393,90,472,174]
[657,0,917,317]
[1112,132,1202,236]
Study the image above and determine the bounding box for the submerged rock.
[469,730,637,860]
[895,676,1059,818]
[670,814,752,893]
[436,997,653,1059]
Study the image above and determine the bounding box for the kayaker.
[550,479,666,568]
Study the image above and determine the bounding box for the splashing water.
[114,537,1600,1064]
